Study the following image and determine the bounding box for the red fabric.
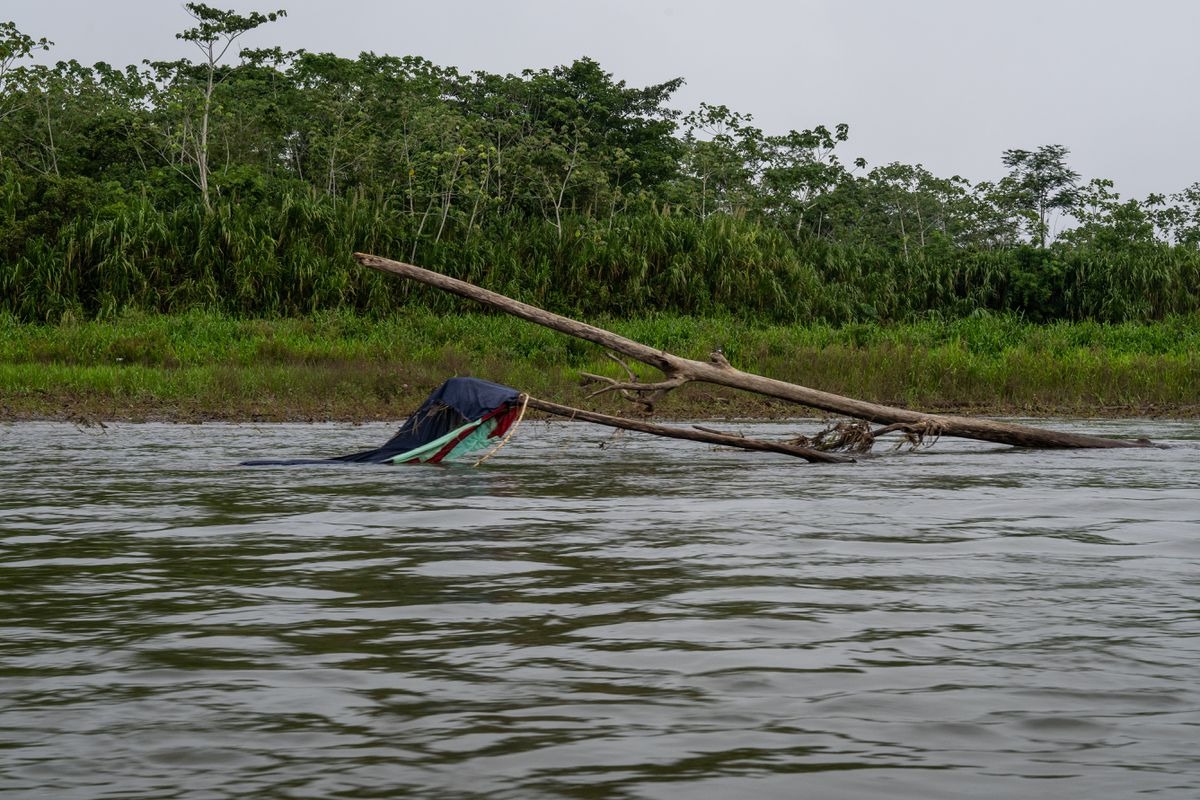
[486,405,522,440]
[410,403,521,465]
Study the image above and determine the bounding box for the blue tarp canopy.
[242,377,522,466]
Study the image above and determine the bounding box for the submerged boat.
[242,377,525,466]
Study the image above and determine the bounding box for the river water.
[1,418,1198,799]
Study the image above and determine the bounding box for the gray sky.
[6,0,1200,199]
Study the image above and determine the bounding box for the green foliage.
[999,144,1080,248]
[3,310,1196,419]
[1,12,1200,325]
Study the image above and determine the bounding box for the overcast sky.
[6,0,1199,199]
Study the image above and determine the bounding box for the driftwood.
[355,253,1157,452]
[524,397,855,464]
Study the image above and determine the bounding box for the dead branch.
[869,421,944,451]
[578,371,689,411]
[525,397,855,464]
[606,351,638,382]
[693,425,744,438]
[354,253,1158,451]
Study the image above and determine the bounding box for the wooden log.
[354,253,1157,450]
[524,397,855,464]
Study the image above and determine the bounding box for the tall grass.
[4,185,1200,324]
[3,310,1196,419]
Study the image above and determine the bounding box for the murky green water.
[2,419,1198,799]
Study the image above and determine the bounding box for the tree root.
[790,418,945,454]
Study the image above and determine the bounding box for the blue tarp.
[241,377,521,466]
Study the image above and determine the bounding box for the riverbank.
[2,311,1197,422]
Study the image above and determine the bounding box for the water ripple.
[1,420,1198,799]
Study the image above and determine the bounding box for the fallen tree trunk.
[524,397,855,464]
[355,253,1156,450]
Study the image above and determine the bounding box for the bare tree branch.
[525,397,854,464]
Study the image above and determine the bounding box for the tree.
[514,58,683,231]
[285,51,371,194]
[172,3,286,209]
[676,103,762,219]
[998,144,1079,248]
[1149,182,1200,248]
[758,123,863,239]
[851,162,977,256]
[1064,178,1156,249]
[0,21,52,164]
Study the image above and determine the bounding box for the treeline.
[2,7,1199,324]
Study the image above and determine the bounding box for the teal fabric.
[385,417,500,464]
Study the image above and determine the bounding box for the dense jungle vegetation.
[3,5,1200,326]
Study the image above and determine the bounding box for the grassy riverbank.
[1,310,1197,422]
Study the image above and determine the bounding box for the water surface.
[2,418,1198,799]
